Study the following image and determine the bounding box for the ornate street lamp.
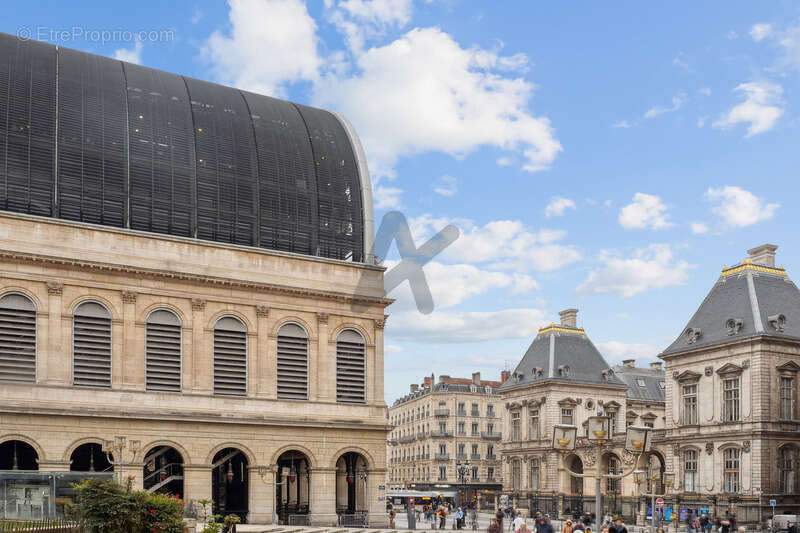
[634,457,674,528]
[257,465,290,525]
[102,436,140,484]
[455,460,471,507]
[555,420,651,526]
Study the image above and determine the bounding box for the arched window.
[0,293,37,383]
[145,309,182,392]
[73,301,112,388]
[529,458,540,490]
[276,322,308,400]
[511,459,521,490]
[684,449,698,492]
[336,329,366,403]
[606,455,620,492]
[780,446,795,494]
[213,316,247,396]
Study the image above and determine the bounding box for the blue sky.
[5,1,800,404]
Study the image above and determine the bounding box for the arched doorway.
[0,440,38,470]
[143,446,184,498]
[336,452,368,517]
[646,452,666,495]
[70,443,113,472]
[212,448,249,522]
[562,455,583,519]
[275,450,311,524]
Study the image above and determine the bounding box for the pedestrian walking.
[562,519,574,533]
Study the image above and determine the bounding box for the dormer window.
[636,378,646,387]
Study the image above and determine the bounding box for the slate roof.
[661,259,800,356]
[499,324,627,390]
[392,381,499,406]
[612,365,666,403]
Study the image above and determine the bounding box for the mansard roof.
[661,246,800,356]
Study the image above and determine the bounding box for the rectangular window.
[487,423,494,434]
[683,384,698,425]
[724,378,740,422]
[645,422,654,428]
[471,444,478,455]
[511,411,521,441]
[439,466,447,480]
[487,467,494,480]
[471,403,479,416]
[471,422,479,435]
[458,421,465,435]
[487,444,494,458]
[608,411,618,434]
[561,408,573,425]
[439,421,446,433]
[529,459,540,490]
[780,376,794,420]
[439,443,446,455]
[512,460,521,490]
[487,404,495,417]
[457,402,466,416]
[724,448,740,493]
[529,409,539,440]
[684,450,698,493]
[606,456,620,492]
[457,443,465,458]
[472,466,479,479]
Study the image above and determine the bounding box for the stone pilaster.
[191,299,211,394]
[256,306,273,398]
[315,313,330,402]
[372,315,387,404]
[248,465,273,523]
[310,467,337,520]
[121,291,139,390]
[45,282,67,385]
[183,465,213,514]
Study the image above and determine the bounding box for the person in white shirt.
[514,513,525,533]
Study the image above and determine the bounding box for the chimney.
[423,376,432,388]
[410,384,419,393]
[622,359,636,368]
[472,372,481,385]
[748,244,778,267]
[501,370,510,383]
[650,362,662,371]
[559,308,578,328]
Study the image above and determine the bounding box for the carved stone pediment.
[676,370,702,383]
[626,410,639,419]
[716,362,743,376]
[604,400,621,410]
[558,397,578,407]
[641,412,657,420]
[777,360,800,373]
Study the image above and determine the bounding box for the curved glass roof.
[0,33,372,262]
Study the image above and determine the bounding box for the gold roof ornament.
[720,261,787,278]
[537,324,586,336]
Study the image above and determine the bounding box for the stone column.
[121,291,141,390]
[44,282,67,385]
[191,299,212,394]
[255,306,273,398]
[184,465,213,518]
[368,468,388,527]
[372,316,387,404]
[248,465,273,524]
[310,467,337,525]
[315,313,330,402]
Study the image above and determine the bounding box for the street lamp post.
[634,460,674,528]
[553,416,651,526]
[455,461,471,507]
[258,464,291,525]
[102,436,141,484]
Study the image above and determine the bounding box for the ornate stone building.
[661,244,800,524]
[498,309,667,521]
[0,33,389,525]
[387,373,506,508]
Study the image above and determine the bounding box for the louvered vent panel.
[213,327,247,396]
[0,307,36,383]
[146,322,181,392]
[336,338,366,403]
[73,315,112,388]
[277,333,308,400]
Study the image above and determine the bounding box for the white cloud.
[644,91,687,119]
[512,273,540,294]
[612,120,633,129]
[672,53,689,70]
[496,157,512,167]
[696,117,706,128]
[388,307,549,342]
[749,23,773,42]
[204,0,321,97]
[410,215,581,272]
[544,196,576,218]
[690,222,709,234]
[327,0,413,53]
[699,87,712,96]
[595,341,659,365]
[713,81,783,137]
[432,175,458,197]
[313,27,562,178]
[706,185,779,227]
[374,185,403,209]
[114,40,143,64]
[618,193,673,230]
[576,244,694,298]
[190,8,204,24]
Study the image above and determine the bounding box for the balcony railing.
[434,453,450,461]
[486,412,497,418]
[470,454,481,460]
[434,409,450,417]
[456,453,467,460]
[398,435,416,443]
[457,410,467,417]
[417,432,427,439]
[481,432,502,440]
[470,411,480,417]
[430,430,454,438]
[486,454,498,461]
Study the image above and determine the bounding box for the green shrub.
[71,477,184,533]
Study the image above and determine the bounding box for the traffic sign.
[770,499,777,507]
[656,498,665,509]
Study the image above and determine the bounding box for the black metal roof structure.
[661,251,800,356]
[499,323,628,390]
[0,33,374,262]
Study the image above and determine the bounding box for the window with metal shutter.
[72,301,112,388]
[276,323,308,400]
[213,316,247,396]
[336,329,366,403]
[0,293,37,383]
[146,309,182,393]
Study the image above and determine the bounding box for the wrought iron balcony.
[486,454,498,461]
[481,432,502,440]
[471,453,481,460]
[470,411,480,417]
[430,430,454,438]
[456,453,468,460]
[434,453,450,461]
[434,408,450,417]
[398,435,416,443]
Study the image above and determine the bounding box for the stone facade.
[0,212,390,525]
[387,373,506,508]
